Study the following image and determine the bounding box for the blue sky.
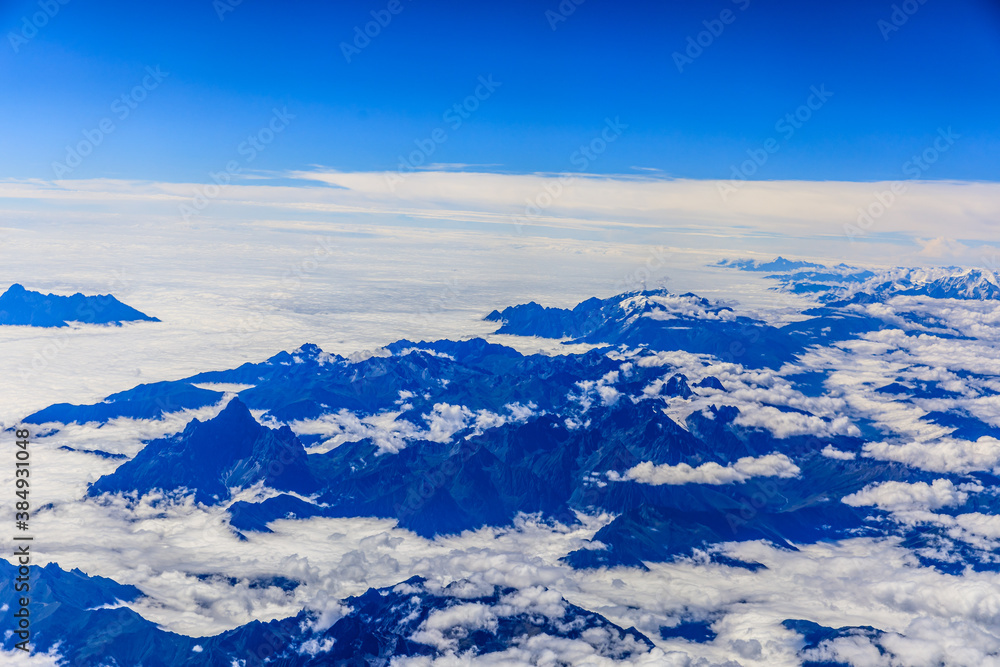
[1,0,998,183]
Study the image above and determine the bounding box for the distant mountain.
[485,290,804,368]
[716,256,825,272]
[718,258,1000,305]
[829,267,1000,305]
[0,283,159,327]
[27,381,224,425]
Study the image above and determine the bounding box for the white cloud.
[0,648,63,666]
[842,479,968,512]
[801,634,888,667]
[863,437,1000,474]
[573,371,623,411]
[424,404,474,443]
[410,603,499,652]
[297,636,336,656]
[953,513,1000,540]
[917,236,971,259]
[733,405,859,439]
[821,444,857,460]
[290,402,534,454]
[608,453,800,486]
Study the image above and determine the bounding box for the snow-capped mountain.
[831,267,1000,304]
[721,257,1000,304]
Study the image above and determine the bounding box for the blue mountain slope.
[88,398,317,504]
[74,382,891,566]
[0,563,654,666]
[0,283,159,327]
[221,397,923,571]
[227,399,714,537]
[482,286,933,365]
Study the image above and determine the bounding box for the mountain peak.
[89,395,315,504]
[216,396,254,421]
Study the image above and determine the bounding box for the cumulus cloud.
[733,405,859,439]
[291,409,421,454]
[410,603,499,652]
[801,633,888,667]
[842,479,968,512]
[608,453,800,486]
[573,371,622,411]
[862,437,1000,474]
[954,513,1000,540]
[917,236,971,259]
[424,404,475,443]
[821,444,857,460]
[0,648,63,666]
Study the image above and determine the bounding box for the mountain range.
[8,259,1000,664]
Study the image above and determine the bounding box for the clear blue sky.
[2,0,998,182]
